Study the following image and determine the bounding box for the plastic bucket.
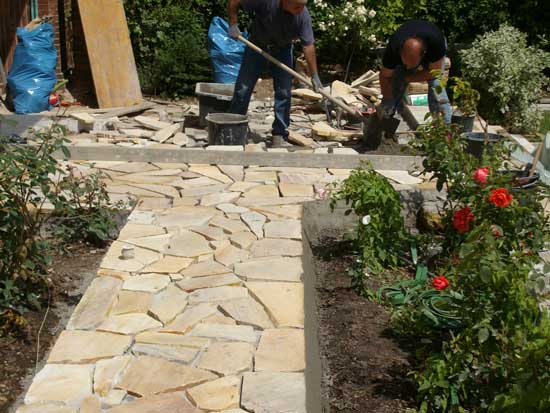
[206,113,248,146]
[461,132,503,160]
[195,83,235,127]
[451,114,475,133]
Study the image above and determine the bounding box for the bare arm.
[405,58,444,83]
[228,0,241,25]
[380,66,394,99]
[303,44,318,76]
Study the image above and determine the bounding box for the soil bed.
[0,243,107,413]
[311,236,417,413]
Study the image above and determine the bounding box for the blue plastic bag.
[208,17,247,84]
[7,23,57,114]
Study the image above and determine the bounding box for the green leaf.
[478,327,490,344]
[61,146,71,158]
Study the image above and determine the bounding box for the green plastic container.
[409,94,428,106]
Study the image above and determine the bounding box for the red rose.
[432,275,449,291]
[473,167,490,185]
[453,206,475,233]
[489,188,513,207]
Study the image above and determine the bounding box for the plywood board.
[77,0,142,108]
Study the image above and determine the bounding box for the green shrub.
[460,25,550,132]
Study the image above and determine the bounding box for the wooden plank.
[77,0,142,108]
[94,102,156,119]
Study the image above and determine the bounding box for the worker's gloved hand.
[379,98,396,119]
[228,24,241,40]
[311,72,323,94]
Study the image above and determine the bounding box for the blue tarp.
[7,23,57,114]
[208,17,247,84]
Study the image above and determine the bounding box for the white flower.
[344,26,349,31]
[368,34,376,42]
[319,22,327,31]
[362,215,371,225]
[368,9,376,18]
[357,6,367,16]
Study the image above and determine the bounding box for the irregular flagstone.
[182,260,231,278]
[241,372,306,413]
[244,170,278,182]
[80,395,102,413]
[48,331,132,364]
[137,168,185,176]
[219,409,249,413]
[172,176,223,189]
[115,174,176,185]
[101,389,127,406]
[97,268,131,280]
[218,165,244,182]
[94,355,132,397]
[16,404,77,413]
[135,332,210,349]
[253,205,302,220]
[127,210,156,225]
[97,313,162,335]
[111,290,152,315]
[125,233,173,252]
[131,343,199,363]
[235,257,303,282]
[278,183,314,198]
[141,256,194,273]
[197,342,255,376]
[67,276,122,330]
[187,375,241,411]
[189,225,227,241]
[263,220,302,240]
[201,191,240,206]
[149,284,189,324]
[136,197,173,211]
[162,303,219,333]
[250,239,303,258]
[241,211,266,239]
[217,203,250,214]
[230,231,257,250]
[107,184,165,198]
[229,181,260,192]
[24,364,94,405]
[201,311,238,325]
[329,168,353,176]
[246,282,304,328]
[237,197,310,207]
[105,162,159,174]
[179,184,229,198]
[188,164,233,184]
[219,297,274,329]
[189,286,248,304]
[252,167,326,174]
[115,355,216,397]
[172,197,199,207]
[101,241,160,273]
[214,244,249,267]
[177,273,241,292]
[278,172,325,185]
[243,185,280,198]
[106,392,198,413]
[255,329,305,372]
[118,224,165,240]
[164,230,212,257]
[188,323,257,343]
[122,273,171,293]
[155,205,217,229]
[210,216,249,234]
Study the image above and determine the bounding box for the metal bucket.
[206,113,248,146]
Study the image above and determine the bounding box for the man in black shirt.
[379,20,452,125]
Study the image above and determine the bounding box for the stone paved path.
[16,161,429,413]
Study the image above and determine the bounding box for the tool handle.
[237,35,364,120]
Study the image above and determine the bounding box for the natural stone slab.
[179,184,229,198]
[25,364,94,405]
[217,203,249,214]
[136,197,172,211]
[177,273,241,292]
[250,239,303,258]
[210,216,249,234]
[101,389,127,405]
[149,284,189,324]
[201,311,237,325]
[118,224,165,240]
[67,276,122,330]
[48,331,131,364]
[125,233,173,252]
[101,242,160,273]
[135,332,210,349]
[112,291,152,315]
[142,256,193,273]
[241,372,306,413]
[80,396,101,413]
[127,210,156,224]
[219,409,249,413]
[172,176,223,189]
[215,244,249,267]
[131,343,199,363]
[16,404,77,413]
[230,231,257,249]
[218,165,244,182]
[104,161,159,173]
[162,303,218,333]
[237,197,310,207]
[201,192,239,206]
[235,257,303,282]
[196,342,254,376]
[151,123,182,143]
[190,225,227,241]
[94,355,132,397]
[189,286,248,304]
[187,375,241,411]
[246,282,304,328]
[377,169,423,185]
[245,171,278,182]
[241,211,266,238]
[156,205,217,229]
[188,323,257,343]
[182,261,230,278]
[255,329,305,372]
[189,164,233,184]
[123,273,171,293]
[243,185,280,198]
[279,183,313,198]
[115,355,216,397]
[97,313,162,335]
[129,184,180,199]
[253,205,302,220]
[135,116,172,131]
[263,220,302,240]
[229,181,260,192]
[106,392,198,413]
[219,297,274,329]
[164,230,212,258]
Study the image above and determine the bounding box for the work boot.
[271,135,294,148]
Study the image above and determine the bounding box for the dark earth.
[0,243,107,413]
[312,238,417,413]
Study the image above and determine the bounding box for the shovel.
[237,35,391,145]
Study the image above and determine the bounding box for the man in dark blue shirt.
[379,20,452,125]
[227,0,321,147]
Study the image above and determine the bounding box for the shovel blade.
[362,115,382,150]
[381,116,400,139]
